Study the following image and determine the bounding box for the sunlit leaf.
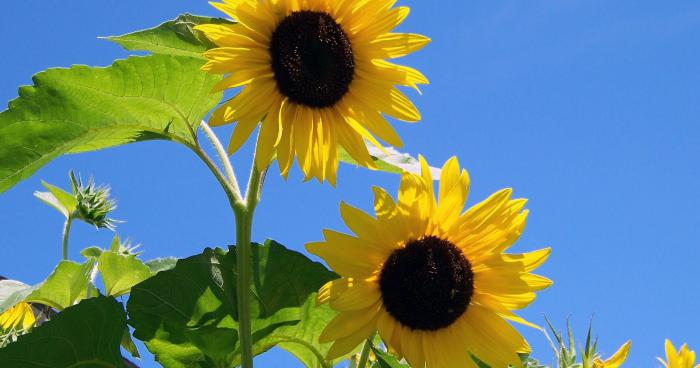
[0,296,127,367]
[23,260,94,311]
[0,54,222,193]
[106,14,232,58]
[127,240,337,368]
[98,251,154,297]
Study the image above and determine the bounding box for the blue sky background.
[2,1,699,367]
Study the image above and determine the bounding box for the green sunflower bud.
[69,171,118,230]
[35,170,118,230]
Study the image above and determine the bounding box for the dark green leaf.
[121,328,141,359]
[106,14,233,58]
[127,239,337,368]
[0,54,222,193]
[0,296,127,367]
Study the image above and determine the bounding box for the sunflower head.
[306,156,552,368]
[659,340,700,368]
[196,0,429,184]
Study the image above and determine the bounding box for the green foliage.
[260,296,337,368]
[35,171,119,229]
[145,257,179,273]
[34,181,77,218]
[23,260,95,311]
[98,251,154,297]
[127,240,338,368]
[0,280,33,315]
[0,296,127,367]
[370,345,409,368]
[0,53,222,193]
[106,14,233,58]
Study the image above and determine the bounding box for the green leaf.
[98,251,154,297]
[81,246,104,259]
[127,240,337,368]
[106,14,233,58]
[0,296,127,368]
[263,295,337,368]
[121,328,141,359]
[0,53,222,193]
[23,260,94,311]
[42,181,78,212]
[33,181,78,218]
[145,257,179,273]
[371,346,409,368]
[0,280,33,314]
[339,145,442,176]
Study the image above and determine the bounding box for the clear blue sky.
[2,1,699,367]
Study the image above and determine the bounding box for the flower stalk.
[356,339,372,368]
[194,123,267,368]
[61,217,73,260]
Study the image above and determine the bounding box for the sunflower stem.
[357,339,373,368]
[199,121,243,201]
[61,216,73,260]
[234,148,267,368]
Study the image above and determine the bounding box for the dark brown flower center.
[269,10,355,108]
[379,236,474,331]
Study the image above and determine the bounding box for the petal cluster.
[660,340,700,368]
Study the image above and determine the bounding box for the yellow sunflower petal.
[357,33,431,59]
[595,340,631,368]
[325,312,379,360]
[320,302,381,342]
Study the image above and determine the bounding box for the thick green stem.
[61,217,73,260]
[357,339,372,368]
[235,164,264,368]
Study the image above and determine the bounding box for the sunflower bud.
[35,171,118,230]
[69,171,118,230]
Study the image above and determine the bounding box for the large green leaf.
[127,239,338,368]
[0,296,127,368]
[0,53,222,193]
[98,251,154,297]
[106,14,233,58]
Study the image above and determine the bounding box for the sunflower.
[196,0,429,184]
[659,340,699,368]
[593,341,631,368]
[306,156,552,368]
[0,303,35,332]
